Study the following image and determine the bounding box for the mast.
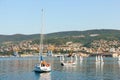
[39,9,45,61]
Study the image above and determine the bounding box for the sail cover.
[40,56,44,61]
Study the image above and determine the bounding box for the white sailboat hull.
[61,62,77,66]
[60,55,77,66]
[34,64,51,72]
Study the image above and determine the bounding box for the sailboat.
[47,50,53,56]
[34,9,51,73]
[95,55,104,63]
[13,51,20,57]
[79,55,83,61]
[60,54,77,66]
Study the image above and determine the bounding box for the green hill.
[0,34,39,43]
[1,29,120,46]
[45,29,120,45]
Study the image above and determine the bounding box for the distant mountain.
[47,29,120,38]
[1,29,120,45]
[46,29,120,45]
[0,34,40,43]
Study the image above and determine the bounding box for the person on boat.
[41,60,46,66]
[41,60,50,67]
[40,56,50,67]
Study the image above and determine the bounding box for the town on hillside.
[0,39,120,57]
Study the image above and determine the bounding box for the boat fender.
[46,64,50,67]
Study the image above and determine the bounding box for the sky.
[0,0,120,35]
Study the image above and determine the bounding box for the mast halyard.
[39,9,45,61]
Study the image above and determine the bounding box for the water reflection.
[79,61,83,67]
[1,57,120,80]
[79,58,84,72]
[62,65,77,72]
[118,61,120,68]
[95,61,104,80]
[34,72,51,80]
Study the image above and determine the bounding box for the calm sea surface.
[0,56,120,80]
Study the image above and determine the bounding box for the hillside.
[1,29,120,45]
[45,29,120,45]
[0,34,40,43]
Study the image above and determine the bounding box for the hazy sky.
[0,0,120,35]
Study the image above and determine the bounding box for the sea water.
[0,56,120,80]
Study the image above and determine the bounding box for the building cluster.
[0,40,38,53]
[0,39,120,55]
